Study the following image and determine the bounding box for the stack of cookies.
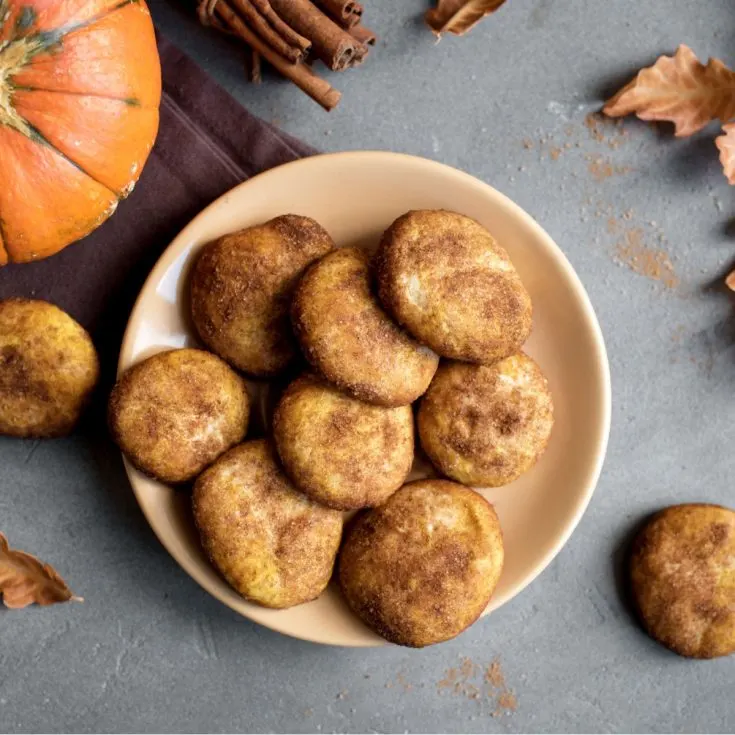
[109,210,555,647]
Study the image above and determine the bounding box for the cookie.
[273,373,414,509]
[109,348,249,483]
[339,479,504,647]
[190,215,334,377]
[376,210,532,363]
[418,354,553,487]
[291,247,438,406]
[630,503,735,658]
[0,299,99,438]
[193,439,343,608]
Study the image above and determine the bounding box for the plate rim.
[118,150,612,647]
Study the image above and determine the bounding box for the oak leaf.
[425,0,507,37]
[603,45,735,137]
[0,533,81,609]
[716,123,735,184]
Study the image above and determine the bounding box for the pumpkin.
[0,0,161,265]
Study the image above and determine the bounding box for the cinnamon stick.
[202,0,341,111]
[245,48,262,84]
[228,0,310,63]
[349,24,376,46]
[268,0,363,71]
[312,0,363,28]
[249,0,312,56]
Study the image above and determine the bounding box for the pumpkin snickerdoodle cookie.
[190,215,334,377]
[291,247,438,406]
[109,348,249,484]
[193,439,343,609]
[0,298,99,438]
[273,373,414,510]
[339,479,504,647]
[630,503,735,659]
[376,210,532,364]
[418,354,554,487]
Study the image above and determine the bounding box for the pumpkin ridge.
[22,120,119,200]
[0,0,159,264]
[45,0,138,42]
[10,84,152,109]
[0,2,143,182]
[2,0,137,46]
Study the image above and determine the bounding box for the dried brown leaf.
[425,0,507,37]
[0,533,81,609]
[716,123,735,184]
[603,45,735,137]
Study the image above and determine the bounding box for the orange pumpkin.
[0,0,161,264]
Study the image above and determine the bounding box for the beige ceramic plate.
[119,151,611,647]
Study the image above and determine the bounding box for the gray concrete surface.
[2,1,735,732]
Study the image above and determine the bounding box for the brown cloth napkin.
[0,34,316,373]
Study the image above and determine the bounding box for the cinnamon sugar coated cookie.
[376,210,532,363]
[193,440,343,609]
[273,374,414,510]
[190,215,334,377]
[339,479,504,647]
[291,247,439,406]
[109,348,249,484]
[418,354,553,487]
[630,504,735,659]
[0,299,99,438]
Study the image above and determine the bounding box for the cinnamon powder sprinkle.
[615,229,679,289]
[437,657,517,717]
[395,673,413,692]
[493,691,518,717]
[437,666,459,691]
[585,112,629,148]
[484,659,505,688]
[459,657,477,679]
[585,112,606,143]
[586,154,632,181]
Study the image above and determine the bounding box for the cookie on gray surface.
[630,503,735,659]
[0,298,99,438]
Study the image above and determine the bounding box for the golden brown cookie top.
[291,247,438,406]
[630,503,735,659]
[193,439,343,609]
[0,298,99,438]
[273,373,414,510]
[108,348,249,484]
[190,215,334,376]
[418,354,554,487]
[339,479,504,647]
[376,210,532,364]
